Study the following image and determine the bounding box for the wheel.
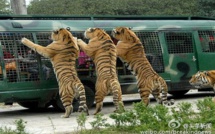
[84,85,95,108]
[168,90,189,97]
[18,101,51,110]
[52,85,95,112]
[18,101,39,110]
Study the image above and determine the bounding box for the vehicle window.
[198,31,215,52]
[136,32,164,73]
[165,32,193,54]
[0,33,34,82]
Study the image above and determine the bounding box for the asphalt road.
[0,90,214,134]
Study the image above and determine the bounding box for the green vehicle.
[0,15,215,111]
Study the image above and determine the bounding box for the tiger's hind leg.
[161,83,175,106]
[94,82,107,115]
[59,84,75,118]
[111,80,124,113]
[94,91,105,115]
[139,88,151,106]
[73,81,89,115]
[62,105,73,118]
[152,88,162,104]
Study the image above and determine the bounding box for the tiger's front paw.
[77,39,84,44]
[21,38,34,46]
[21,37,27,43]
[73,37,77,40]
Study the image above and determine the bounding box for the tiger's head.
[189,71,211,88]
[111,27,140,44]
[51,27,75,43]
[84,28,111,41]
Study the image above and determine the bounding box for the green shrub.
[76,112,87,130]
[196,97,215,131]
[90,113,110,130]
[0,119,28,134]
[76,97,215,134]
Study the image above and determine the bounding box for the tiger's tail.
[161,80,174,106]
[73,81,89,115]
[59,82,75,118]
[109,79,124,112]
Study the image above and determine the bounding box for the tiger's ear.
[128,27,132,30]
[121,28,125,33]
[66,27,71,31]
[203,71,208,75]
[90,28,96,32]
[112,29,119,34]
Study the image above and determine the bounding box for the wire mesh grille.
[35,31,91,79]
[0,32,34,82]
[165,32,193,54]
[136,32,164,73]
[36,32,51,46]
[198,31,215,52]
[35,32,56,80]
[0,31,165,82]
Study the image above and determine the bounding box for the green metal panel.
[196,30,215,71]
[0,20,62,32]
[61,20,94,31]
[161,31,198,91]
[93,20,157,31]
[0,15,215,105]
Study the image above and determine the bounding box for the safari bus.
[0,15,215,111]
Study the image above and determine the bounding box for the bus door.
[196,30,215,71]
[164,31,198,91]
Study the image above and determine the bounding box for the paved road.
[0,90,214,134]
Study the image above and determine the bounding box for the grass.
[0,97,214,134]
[0,119,28,134]
[75,97,215,134]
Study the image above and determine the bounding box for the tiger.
[21,28,89,118]
[111,27,174,106]
[77,28,124,115]
[189,70,215,91]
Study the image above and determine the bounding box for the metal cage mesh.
[0,32,34,82]
[165,32,193,54]
[136,32,164,73]
[198,30,215,52]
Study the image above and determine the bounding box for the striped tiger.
[77,28,124,115]
[21,28,89,118]
[112,27,174,106]
[189,70,215,91]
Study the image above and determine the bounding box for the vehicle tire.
[18,101,51,110]
[168,90,189,97]
[84,85,95,108]
[52,85,95,112]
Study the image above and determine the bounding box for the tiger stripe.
[21,28,89,118]
[112,27,174,106]
[189,70,215,92]
[78,28,124,115]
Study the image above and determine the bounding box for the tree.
[0,0,12,14]
[10,0,27,14]
[198,0,215,17]
[27,0,201,16]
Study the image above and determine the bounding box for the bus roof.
[0,14,215,20]
[0,15,214,31]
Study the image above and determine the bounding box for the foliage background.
[0,0,215,17]
[0,0,12,14]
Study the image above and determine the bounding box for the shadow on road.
[0,91,214,117]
